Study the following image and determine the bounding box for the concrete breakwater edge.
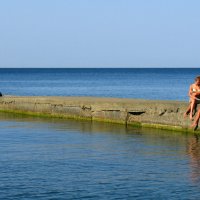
[0,96,198,133]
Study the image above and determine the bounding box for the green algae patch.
[92,117,126,125]
[140,122,200,134]
[0,108,199,134]
[0,109,92,122]
[127,121,200,134]
[127,121,142,128]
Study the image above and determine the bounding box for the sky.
[0,0,200,68]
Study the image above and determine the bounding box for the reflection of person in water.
[187,135,200,184]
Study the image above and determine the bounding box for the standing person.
[184,76,200,120]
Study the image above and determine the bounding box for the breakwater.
[0,96,197,133]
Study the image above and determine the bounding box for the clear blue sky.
[0,0,200,68]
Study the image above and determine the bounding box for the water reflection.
[187,134,200,184]
[0,112,129,135]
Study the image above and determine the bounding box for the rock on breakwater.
[0,96,197,133]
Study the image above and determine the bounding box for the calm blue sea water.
[1,68,200,199]
[0,68,199,100]
[0,113,200,200]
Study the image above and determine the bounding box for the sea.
[0,68,200,200]
[0,68,199,100]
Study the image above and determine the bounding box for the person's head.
[195,76,200,85]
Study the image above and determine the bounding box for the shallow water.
[0,113,200,199]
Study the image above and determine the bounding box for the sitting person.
[184,76,200,120]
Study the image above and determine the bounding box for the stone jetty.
[0,96,198,133]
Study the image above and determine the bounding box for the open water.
[0,68,199,100]
[0,68,200,199]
